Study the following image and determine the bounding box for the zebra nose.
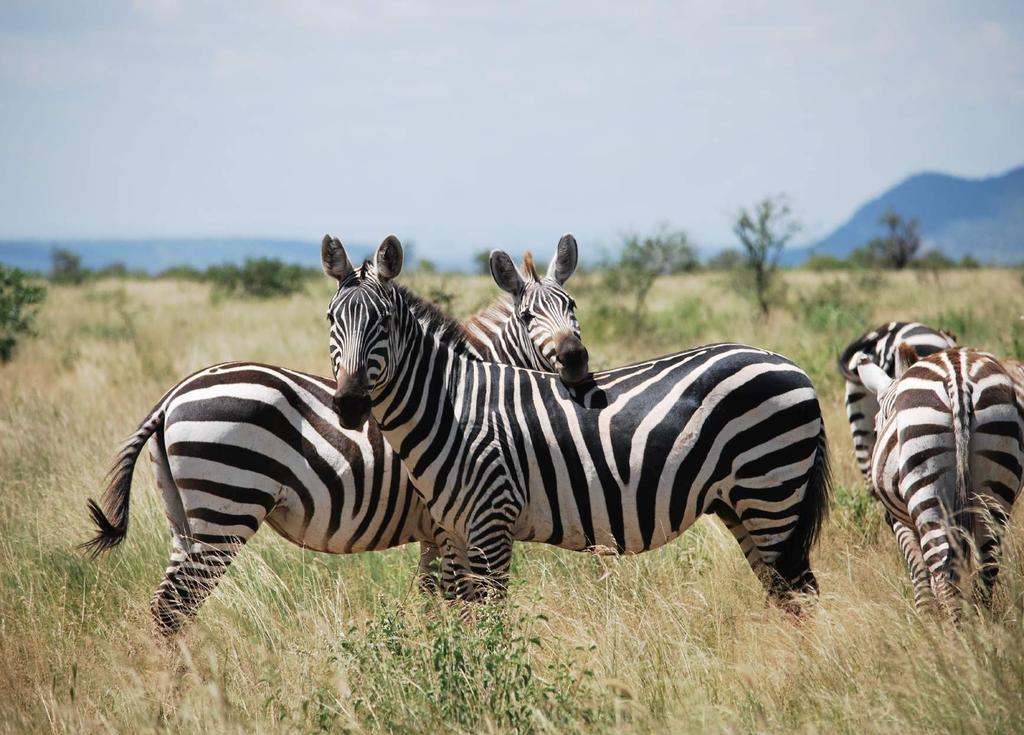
[333,368,371,429]
[557,334,589,385]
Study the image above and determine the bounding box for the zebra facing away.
[838,322,958,478]
[323,236,833,609]
[83,235,587,635]
[857,346,1024,613]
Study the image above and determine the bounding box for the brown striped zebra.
[857,345,1024,613]
[83,235,587,634]
[838,322,958,478]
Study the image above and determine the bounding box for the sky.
[1,0,1022,259]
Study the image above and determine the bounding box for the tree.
[733,195,800,316]
[51,248,88,285]
[603,226,698,316]
[0,266,47,361]
[866,210,920,269]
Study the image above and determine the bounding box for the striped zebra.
[323,236,832,609]
[838,322,957,478]
[857,346,1024,612]
[83,235,587,634]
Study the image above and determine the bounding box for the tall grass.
[1,269,1023,733]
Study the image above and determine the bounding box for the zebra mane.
[462,298,514,353]
[396,284,479,358]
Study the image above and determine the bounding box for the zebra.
[838,321,958,479]
[322,235,833,610]
[857,345,1024,613]
[83,234,587,634]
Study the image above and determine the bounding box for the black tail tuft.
[80,408,164,558]
[80,497,128,558]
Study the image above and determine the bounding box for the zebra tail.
[793,419,833,560]
[948,372,974,539]
[80,406,165,558]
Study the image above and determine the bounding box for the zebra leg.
[915,517,965,617]
[887,512,935,611]
[416,541,442,595]
[974,504,1010,610]
[709,500,768,581]
[151,489,267,635]
[464,521,514,603]
[732,507,817,612]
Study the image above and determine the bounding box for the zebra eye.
[568,299,577,310]
[326,313,334,324]
[520,310,534,324]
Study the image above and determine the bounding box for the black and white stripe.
[84,234,586,635]
[857,346,1024,612]
[838,322,957,478]
[324,237,833,609]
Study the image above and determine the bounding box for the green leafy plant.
[0,266,47,362]
[603,226,698,317]
[338,602,609,733]
[50,248,89,285]
[206,258,313,299]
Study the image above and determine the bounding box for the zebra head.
[489,233,589,385]
[321,234,404,429]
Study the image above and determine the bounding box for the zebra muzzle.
[333,369,372,429]
[556,334,590,385]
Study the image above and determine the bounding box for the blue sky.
[1,1,1022,258]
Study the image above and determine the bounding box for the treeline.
[48,248,322,298]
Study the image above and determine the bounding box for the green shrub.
[206,258,312,298]
[795,279,871,334]
[50,248,89,285]
[338,602,609,734]
[803,253,850,271]
[603,226,698,316]
[705,248,742,270]
[0,266,47,361]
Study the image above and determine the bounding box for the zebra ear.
[321,234,354,282]
[546,233,578,285]
[857,358,893,396]
[375,235,404,281]
[490,250,526,297]
[895,343,919,378]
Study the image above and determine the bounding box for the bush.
[603,226,698,316]
[795,279,871,334]
[705,248,742,270]
[206,258,312,298]
[50,248,88,285]
[157,264,205,281]
[338,602,609,733]
[0,266,47,361]
[803,253,850,271]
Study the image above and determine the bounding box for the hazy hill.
[808,165,1024,264]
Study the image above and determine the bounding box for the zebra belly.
[162,416,430,556]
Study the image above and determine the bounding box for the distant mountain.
[0,238,374,274]
[805,165,1024,264]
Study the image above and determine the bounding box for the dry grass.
[1,267,1023,733]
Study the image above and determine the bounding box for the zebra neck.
[371,325,489,503]
[463,299,541,370]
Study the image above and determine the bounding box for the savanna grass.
[1,268,1023,733]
